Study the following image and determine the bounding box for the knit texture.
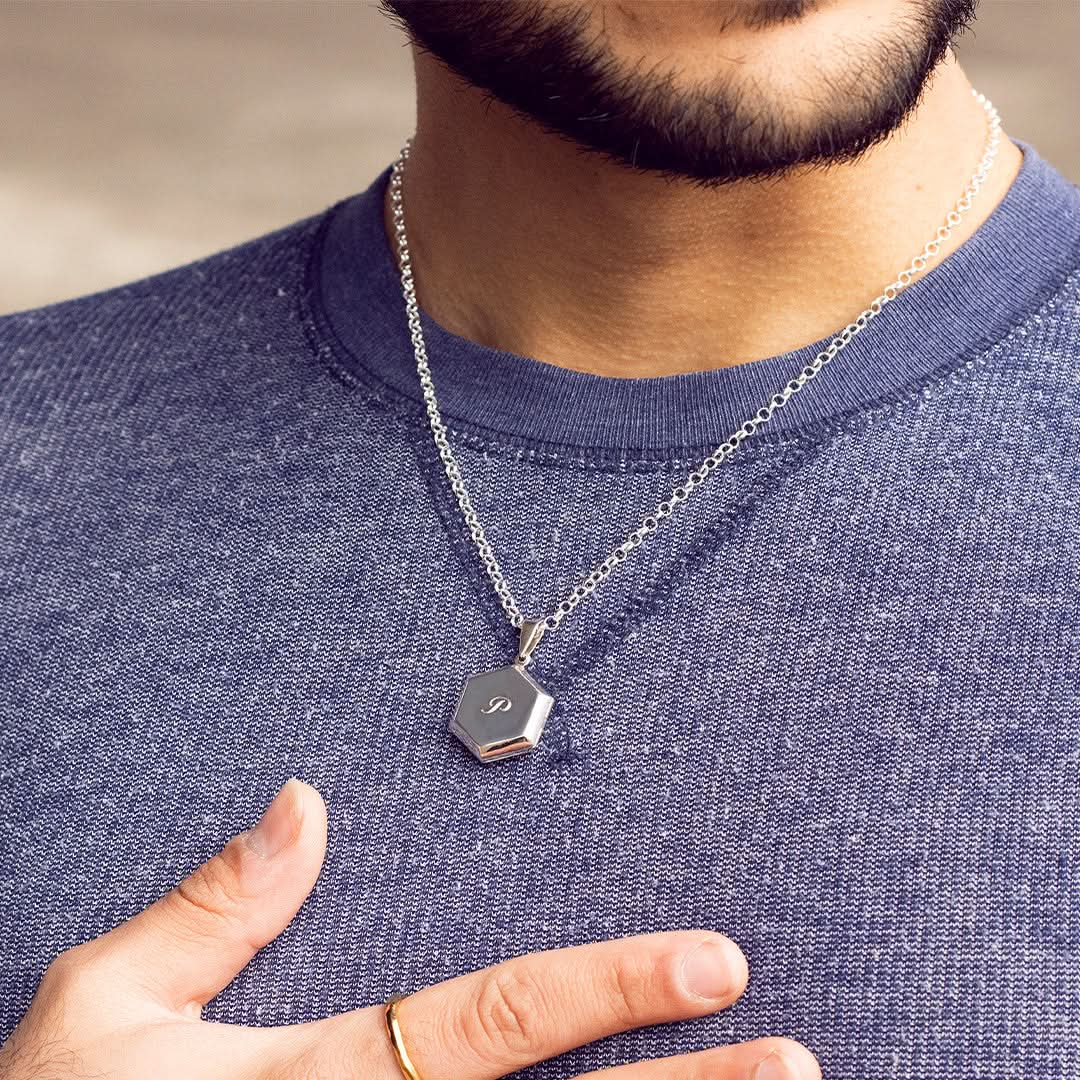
[1,140,1078,1078]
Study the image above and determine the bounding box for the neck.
[388,51,1021,379]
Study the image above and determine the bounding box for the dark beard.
[380,0,978,187]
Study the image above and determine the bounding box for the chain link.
[389,91,1001,636]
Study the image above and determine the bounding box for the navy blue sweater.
[1,141,1079,1078]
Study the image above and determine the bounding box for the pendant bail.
[515,618,546,667]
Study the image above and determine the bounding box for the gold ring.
[384,994,423,1080]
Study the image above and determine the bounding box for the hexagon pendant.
[451,662,554,763]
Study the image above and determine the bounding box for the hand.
[0,780,819,1079]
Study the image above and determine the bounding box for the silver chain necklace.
[389,90,1002,762]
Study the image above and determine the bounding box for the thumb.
[100,778,327,1013]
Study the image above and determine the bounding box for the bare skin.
[0,781,819,1079]
[388,50,1021,377]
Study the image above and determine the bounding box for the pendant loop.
[515,619,546,667]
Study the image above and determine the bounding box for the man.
[0,1,1076,1077]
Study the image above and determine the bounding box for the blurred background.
[2,0,1078,316]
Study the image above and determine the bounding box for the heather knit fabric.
[1,139,1078,1079]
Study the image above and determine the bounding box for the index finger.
[339,930,746,1080]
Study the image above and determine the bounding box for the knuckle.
[167,842,246,932]
[601,950,661,1025]
[38,942,104,1011]
[41,948,78,988]
[41,943,94,993]
[465,964,548,1062]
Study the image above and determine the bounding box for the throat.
[388,53,1021,380]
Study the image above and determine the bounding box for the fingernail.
[244,780,303,859]
[752,1050,801,1079]
[680,937,744,1000]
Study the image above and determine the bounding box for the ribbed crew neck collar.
[311,140,1080,454]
